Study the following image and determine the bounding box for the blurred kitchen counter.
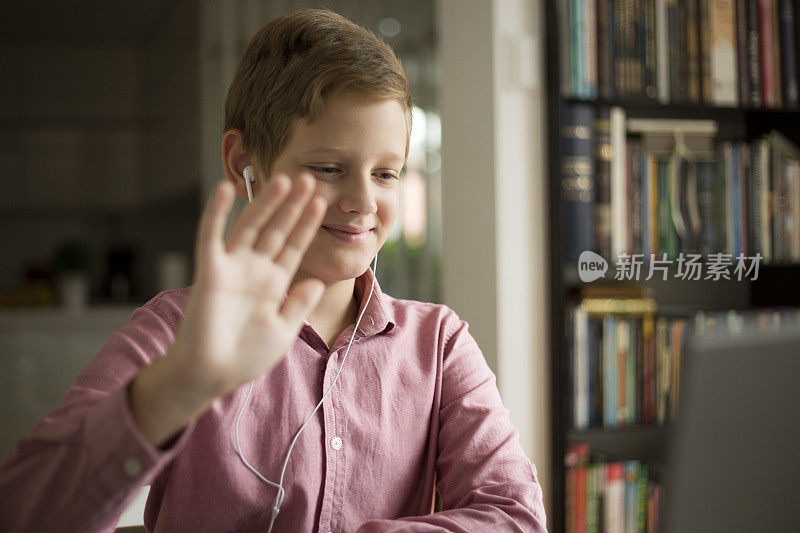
[0,304,139,458]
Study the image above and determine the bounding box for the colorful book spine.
[642,314,656,424]
[587,462,600,533]
[605,463,625,533]
[709,0,739,106]
[564,447,663,533]
[616,317,630,425]
[604,315,618,426]
[625,461,641,533]
[759,0,778,107]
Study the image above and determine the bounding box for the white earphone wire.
[237,170,377,532]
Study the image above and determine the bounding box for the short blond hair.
[224,8,413,178]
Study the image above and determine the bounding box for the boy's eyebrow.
[302,147,405,165]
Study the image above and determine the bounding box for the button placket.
[319,354,340,531]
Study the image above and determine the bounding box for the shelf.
[563,97,800,117]
[566,425,671,467]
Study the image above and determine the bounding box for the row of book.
[568,298,800,430]
[565,443,662,533]
[559,0,800,108]
[561,104,800,264]
[566,298,685,429]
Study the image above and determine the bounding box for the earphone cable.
[234,254,377,532]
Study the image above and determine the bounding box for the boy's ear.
[221,129,255,200]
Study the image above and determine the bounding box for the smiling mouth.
[322,226,373,243]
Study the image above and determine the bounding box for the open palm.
[170,172,327,401]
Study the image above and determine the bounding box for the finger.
[274,195,327,274]
[280,278,325,326]
[196,180,235,265]
[227,174,291,252]
[253,173,317,257]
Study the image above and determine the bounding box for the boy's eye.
[308,166,339,175]
[307,166,398,181]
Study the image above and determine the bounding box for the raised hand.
[130,172,327,446]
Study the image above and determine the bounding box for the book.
[747,0,763,105]
[605,463,625,533]
[574,305,590,429]
[759,0,778,107]
[771,0,783,108]
[656,0,671,102]
[562,104,597,262]
[611,107,629,259]
[616,317,630,425]
[585,0,599,97]
[598,0,614,98]
[563,446,663,533]
[709,0,739,106]
[595,108,613,260]
[637,464,649,533]
[644,0,658,99]
[699,0,714,102]
[778,0,799,106]
[686,0,701,103]
[697,160,717,256]
[629,136,644,254]
[736,0,752,105]
[642,314,656,424]
[625,460,641,533]
[560,0,573,96]
[604,315,618,426]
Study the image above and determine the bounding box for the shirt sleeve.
[356,310,548,532]
[0,298,197,533]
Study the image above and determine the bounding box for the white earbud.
[243,165,255,203]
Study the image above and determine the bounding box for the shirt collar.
[353,266,395,337]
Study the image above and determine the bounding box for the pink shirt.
[0,267,547,532]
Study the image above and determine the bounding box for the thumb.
[280,278,325,326]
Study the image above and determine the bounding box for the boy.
[0,9,547,532]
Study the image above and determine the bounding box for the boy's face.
[269,90,407,284]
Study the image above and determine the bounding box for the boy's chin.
[301,254,377,283]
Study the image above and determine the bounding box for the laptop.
[664,324,800,532]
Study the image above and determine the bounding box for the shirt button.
[123,457,142,478]
[330,436,343,450]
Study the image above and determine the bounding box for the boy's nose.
[339,174,378,215]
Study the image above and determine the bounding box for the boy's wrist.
[129,352,214,448]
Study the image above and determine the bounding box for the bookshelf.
[545,1,800,532]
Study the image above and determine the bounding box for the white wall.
[438,0,552,521]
